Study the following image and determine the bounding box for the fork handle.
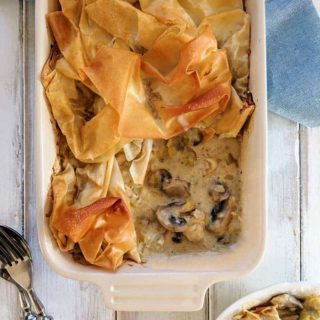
[18,288,32,313]
[18,290,37,320]
[22,311,37,320]
[25,288,53,319]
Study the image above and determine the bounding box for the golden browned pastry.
[42,0,254,271]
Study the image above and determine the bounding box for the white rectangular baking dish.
[35,0,267,312]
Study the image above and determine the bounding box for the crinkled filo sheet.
[42,0,254,270]
[234,293,320,320]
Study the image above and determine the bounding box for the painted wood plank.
[117,310,207,320]
[300,0,320,284]
[209,113,301,318]
[117,295,208,320]
[24,1,114,319]
[300,126,320,281]
[0,1,23,319]
[23,1,114,319]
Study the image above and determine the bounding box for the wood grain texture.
[117,295,208,320]
[209,113,301,318]
[117,309,207,320]
[23,1,114,319]
[0,1,23,319]
[300,126,320,281]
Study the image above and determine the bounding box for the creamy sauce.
[120,130,242,258]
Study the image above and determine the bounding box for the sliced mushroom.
[147,169,172,189]
[147,169,190,198]
[207,204,232,237]
[156,201,206,243]
[156,202,206,242]
[208,179,230,202]
[156,201,191,233]
[210,201,225,222]
[271,294,303,310]
[162,178,190,199]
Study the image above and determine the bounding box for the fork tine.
[0,227,26,260]
[0,251,10,265]
[0,242,14,266]
[0,233,20,262]
[1,226,31,258]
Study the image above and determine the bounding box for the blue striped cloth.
[266,0,320,127]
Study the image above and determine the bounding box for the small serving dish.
[35,0,267,311]
[217,282,320,319]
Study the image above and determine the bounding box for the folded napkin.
[266,0,320,127]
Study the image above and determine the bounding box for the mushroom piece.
[156,201,191,233]
[147,169,190,198]
[210,201,225,222]
[156,201,206,242]
[271,294,303,310]
[162,178,190,199]
[207,199,233,237]
[147,169,172,189]
[207,209,233,237]
[208,179,230,202]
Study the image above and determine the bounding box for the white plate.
[217,282,320,319]
[35,0,267,311]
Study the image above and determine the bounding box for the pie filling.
[119,131,242,257]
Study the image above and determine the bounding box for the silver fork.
[0,268,37,319]
[0,226,53,319]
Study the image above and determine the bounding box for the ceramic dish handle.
[97,274,212,312]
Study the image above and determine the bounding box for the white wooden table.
[1,1,319,319]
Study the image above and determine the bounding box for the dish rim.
[34,0,268,311]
